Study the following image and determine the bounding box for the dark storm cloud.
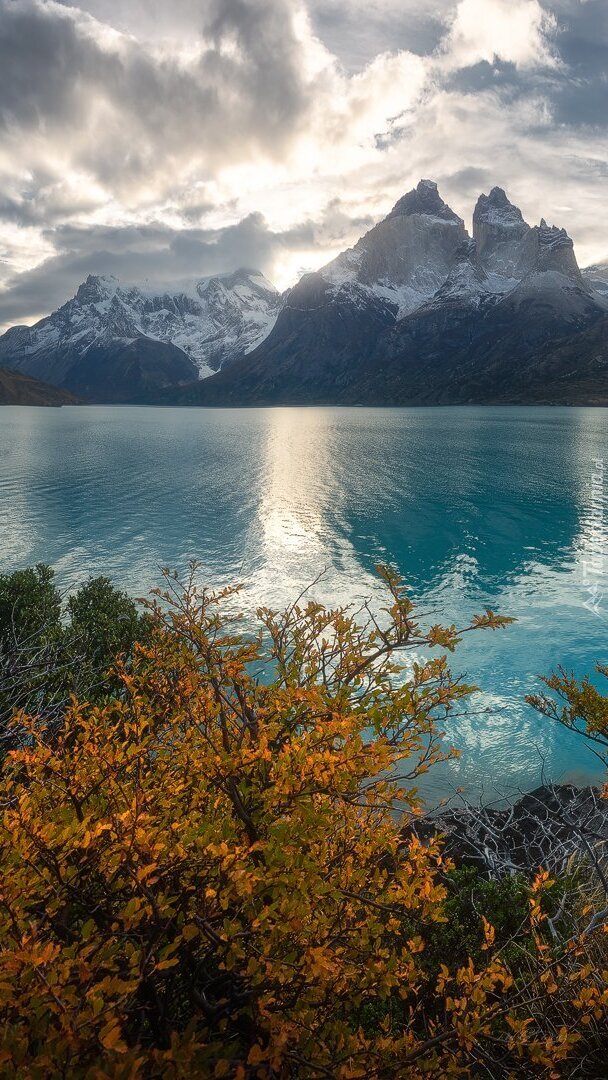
[0,1,92,130]
[202,0,305,128]
[0,195,40,227]
[63,0,454,68]
[0,191,375,324]
[0,172,102,227]
[541,0,608,128]
[0,212,320,323]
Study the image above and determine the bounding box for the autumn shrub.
[0,566,607,1078]
[528,663,608,773]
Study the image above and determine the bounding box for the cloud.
[0,0,429,211]
[0,0,607,329]
[0,0,314,196]
[0,214,289,323]
[308,0,451,70]
[440,0,559,70]
[0,201,372,325]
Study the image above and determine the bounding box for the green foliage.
[66,575,152,695]
[0,563,61,645]
[0,565,151,738]
[428,865,531,971]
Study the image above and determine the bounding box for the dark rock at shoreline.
[408,784,608,878]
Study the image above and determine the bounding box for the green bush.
[0,565,151,739]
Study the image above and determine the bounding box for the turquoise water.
[1,404,607,800]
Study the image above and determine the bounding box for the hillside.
[0,368,81,406]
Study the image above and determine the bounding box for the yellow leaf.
[100,1023,127,1054]
[247,1044,266,1066]
[156,957,179,971]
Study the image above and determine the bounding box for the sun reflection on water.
[1,404,607,799]
[238,408,380,610]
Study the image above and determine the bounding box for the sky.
[0,0,607,329]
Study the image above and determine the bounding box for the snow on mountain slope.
[134,269,280,375]
[472,186,530,286]
[582,261,608,302]
[0,268,280,385]
[321,179,468,317]
[303,181,584,324]
[171,180,603,409]
[427,240,493,308]
[0,178,600,408]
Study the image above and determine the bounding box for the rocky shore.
[412,784,608,880]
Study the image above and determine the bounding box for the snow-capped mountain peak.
[0,268,281,386]
[133,269,280,374]
[519,221,584,284]
[2,179,606,406]
[388,178,465,225]
[473,188,530,285]
[475,186,527,227]
[322,180,468,318]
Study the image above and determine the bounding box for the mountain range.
[1,181,607,405]
[0,269,279,403]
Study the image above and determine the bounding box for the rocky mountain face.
[352,192,605,406]
[582,261,608,300]
[165,272,398,406]
[472,185,530,283]
[0,269,279,401]
[1,182,606,405]
[356,198,606,405]
[170,180,474,404]
[323,179,468,317]
[169,181,607,406]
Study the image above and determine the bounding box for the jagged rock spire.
[473,188,528,233]
[388,179,464,225]
[473,187,530,278]
[75,274,119,305]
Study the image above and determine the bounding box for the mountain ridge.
[0,181,607,405]
[158,180,606,406]
[0,367,81,406]
[0,268,279,400]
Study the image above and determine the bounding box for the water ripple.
[1,403,607,798]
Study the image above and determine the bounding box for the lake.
[1,404,607,801]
